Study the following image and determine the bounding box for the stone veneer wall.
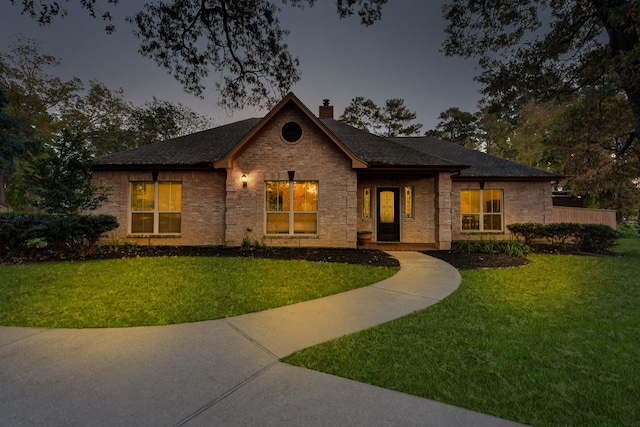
[224,103,358,248]
[451,180,554,241]
[92,169,227,246]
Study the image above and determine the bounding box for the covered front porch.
[356,170,453,250]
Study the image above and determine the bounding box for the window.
[130,182,182,234]
[363,187,371,218]
[461,189,503,231]
[266,180,318,235]
[281,122,302,143]
[404,186,414,218]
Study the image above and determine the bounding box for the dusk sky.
[0,1,483,130]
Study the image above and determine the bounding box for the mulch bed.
[2,245,535,270]
[73,246,403,268]
[87,246,534,269]
[423,251,530,270]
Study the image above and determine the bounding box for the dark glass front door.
[377,188,400,241]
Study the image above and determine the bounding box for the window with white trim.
[461,189,503,231]
[266,181,318,235]
[130,182,182,234]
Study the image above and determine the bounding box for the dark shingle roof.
[95,118,261,167]
[319,119,464,168]
[389,136,562,179]
[95,113,560,180]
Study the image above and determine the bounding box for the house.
[92,93,562,250]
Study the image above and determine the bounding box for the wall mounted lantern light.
[241,174,248,187]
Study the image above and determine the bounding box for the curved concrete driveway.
[0,252,525,426]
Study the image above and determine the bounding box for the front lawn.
[0,257,396,328]
[284,238,640,427]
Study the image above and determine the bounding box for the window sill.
[127,234,182,238]
[461,231,505,235]
[265,234,319,238]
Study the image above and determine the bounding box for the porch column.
[434,172,452,250]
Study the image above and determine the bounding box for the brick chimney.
[318,99,334,119]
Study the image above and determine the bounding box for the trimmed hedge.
[0,213,118,259]
[452,238,531,257]
[507,222,618,253]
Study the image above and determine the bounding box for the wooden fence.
[552,206,617,229]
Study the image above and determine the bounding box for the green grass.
[0,257,396,328]
[284,238,640,427]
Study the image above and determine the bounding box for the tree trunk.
[22,174,37,212]
[0,173,5,205]
[616,188,624,224]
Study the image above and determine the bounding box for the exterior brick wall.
[226,104,358,248]
[434,172,453,250]
[91,100,555,249]
[451,180,554,241]
[92,169,226,246]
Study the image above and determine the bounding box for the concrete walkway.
[0,252,525,426]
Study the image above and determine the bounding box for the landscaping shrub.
[543,223,582,245]
[0,213,118,259]
[617,221,640,238]
[507,222,618,253]
[452,238,531,257]
[504,223,545,244]
[0,214,35,256]
[573,224,619,253]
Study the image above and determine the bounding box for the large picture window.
[266,181,318,235]
[130,182,182,234]
[461,189,503,231]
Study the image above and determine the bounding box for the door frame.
[376,187,400,241]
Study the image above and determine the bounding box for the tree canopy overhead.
[11,0,389,110]
[339,96,423,137]
[442,0,640,147]
[0,37,212,211]
[425,107,480,149]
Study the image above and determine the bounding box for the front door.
[377,188,400,241]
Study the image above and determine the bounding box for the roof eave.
[453,174,564,181]
[362,164,470,172]
[91,162,215,171]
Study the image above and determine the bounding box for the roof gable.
[213,93,367,169]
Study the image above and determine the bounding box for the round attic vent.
[282,121,302,143]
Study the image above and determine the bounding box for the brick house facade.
[92,93,561,250]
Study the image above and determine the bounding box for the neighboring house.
[92,93,561,250]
